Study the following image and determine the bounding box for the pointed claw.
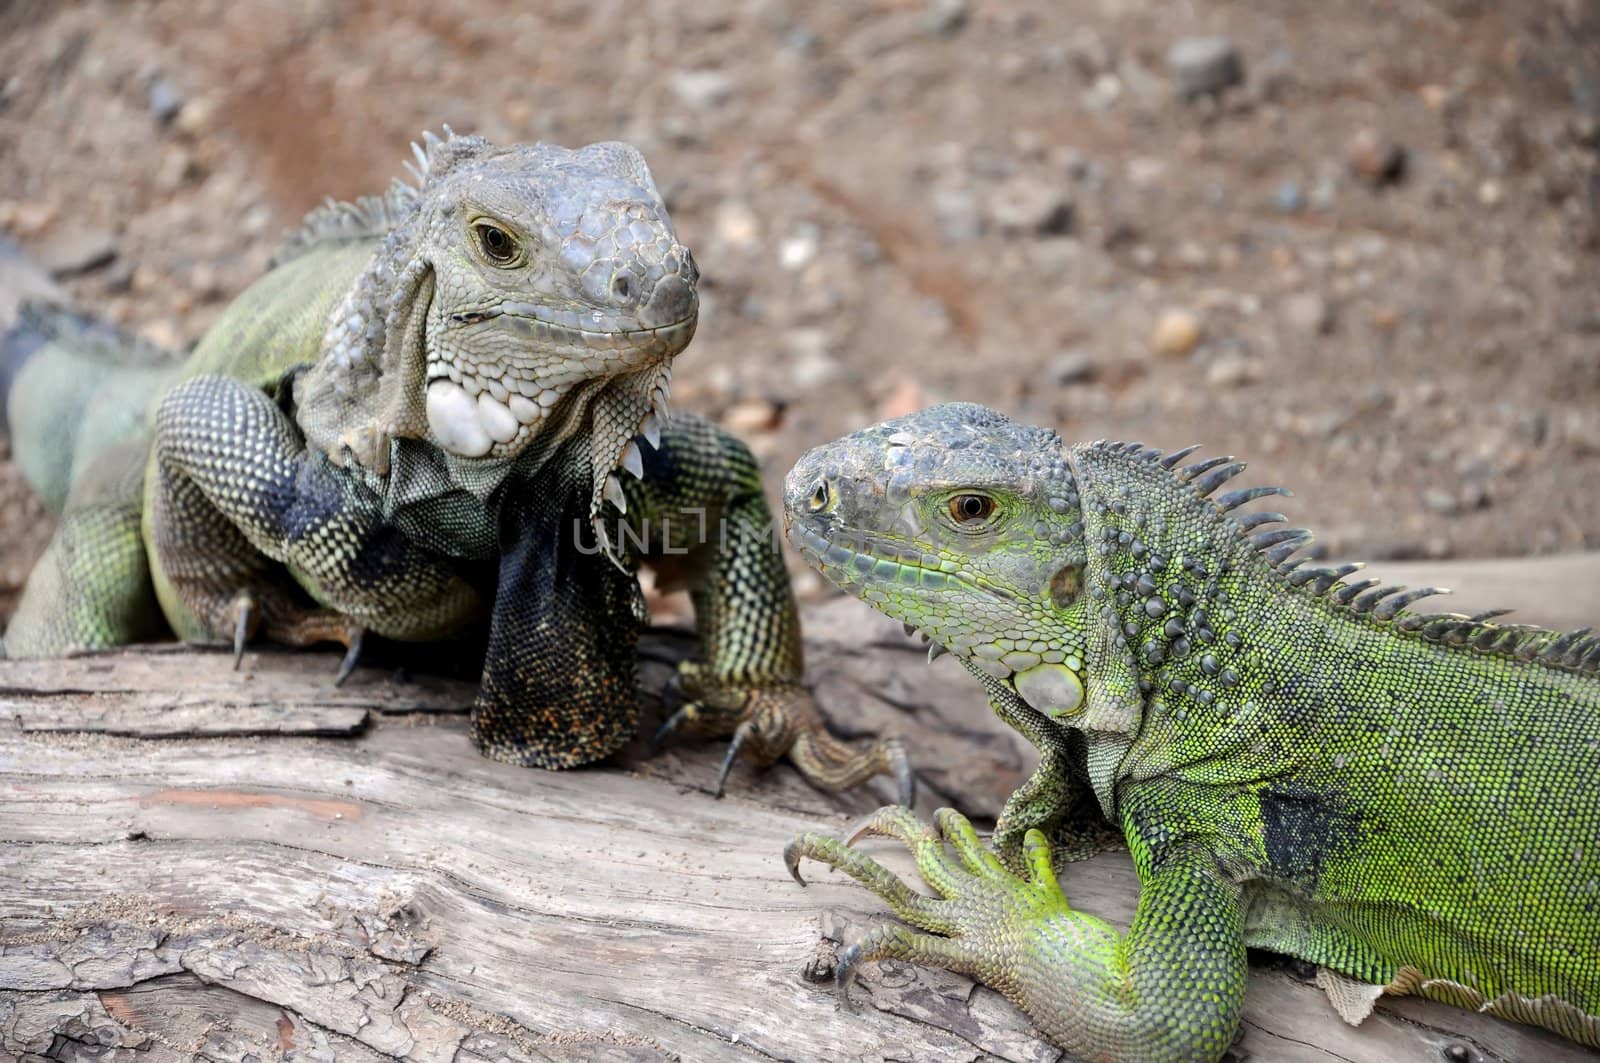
[835,942,864,1010]
[783,839,809,886]
[334,628,365,687]
[232,599,255,670]
[714,721,753,798]
[650,706,688,756]
[843,811,882,848]
[927,641,948,662]
[893,754,916,809]
[620,439,644,479]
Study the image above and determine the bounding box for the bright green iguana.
[0,132,908,798]
[781,402,1599,1058]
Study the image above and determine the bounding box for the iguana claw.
[833,942,867,1010]
[714,720,754,798]
[655,663,914,804]
[230,595,257,670]
[650,706,688,757]
[334,627,366,687]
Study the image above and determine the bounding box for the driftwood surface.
[2,554,1598,1063]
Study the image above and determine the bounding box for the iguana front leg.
[967,667,1118,867]
[787,807,1247,1063]
[623,413,911,802]
[145,374,482,667]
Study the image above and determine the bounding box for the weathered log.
[2,565,1596,1062]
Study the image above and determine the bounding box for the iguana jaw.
[422,306,693,460]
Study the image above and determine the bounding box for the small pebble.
[932,187,983,243]
[1421,488,1459,516]
[1050,351,1097,385]
[1281,292,1333,336]
[1347,129,1407,186]
[148,77,184,124]
[1151,308,1202,357]
[37,224,118,277]
[985,177,1073,236]
[722,398,784,434]
[923,0,968,35]
[1271,180,1306,213]
[1205,352,1258,388]
[670,69,733,110]
[1166,37,1244,100]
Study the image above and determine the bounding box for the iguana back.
[1,234,376,512]
[1069,441,1600,1037]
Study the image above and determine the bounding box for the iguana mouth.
[786,522,998,599]
[423,315,691,460]
[446,306,696,353]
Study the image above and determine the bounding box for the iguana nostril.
[612,274,632,301]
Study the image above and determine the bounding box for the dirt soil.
[1,0,1597,618]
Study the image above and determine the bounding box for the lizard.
[0,131,909,800]
[780,401,1599,1059]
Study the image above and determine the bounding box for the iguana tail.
[1,304,177,512]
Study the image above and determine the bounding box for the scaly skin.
[781,402,1600,1059]
[0,133,908,797]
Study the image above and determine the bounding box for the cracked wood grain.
[1,584,1595,1062]
[2,642,477,738]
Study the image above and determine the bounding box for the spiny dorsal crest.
[271,127,492,268]
[1101,439,1600,678]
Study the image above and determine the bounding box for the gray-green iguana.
[0,131,909,799]
[781,402,1599,1059]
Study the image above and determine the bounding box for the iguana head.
[413,137,695,464]
[306,132,696,522]
[784,402,1095,720]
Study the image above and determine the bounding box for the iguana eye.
[808,481,830,512]
[474,223,520,266]
[949,494,995,523]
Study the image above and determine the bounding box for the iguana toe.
[790,726,915,807]
[658,667,914,803]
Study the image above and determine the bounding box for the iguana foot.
[205,586,367,685]
[260,606,367,686]
[657,662,914,805]
[786,807,1070,1006]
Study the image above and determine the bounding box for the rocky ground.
[1,0,1597,619]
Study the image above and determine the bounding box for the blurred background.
[1,0,1597,616]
